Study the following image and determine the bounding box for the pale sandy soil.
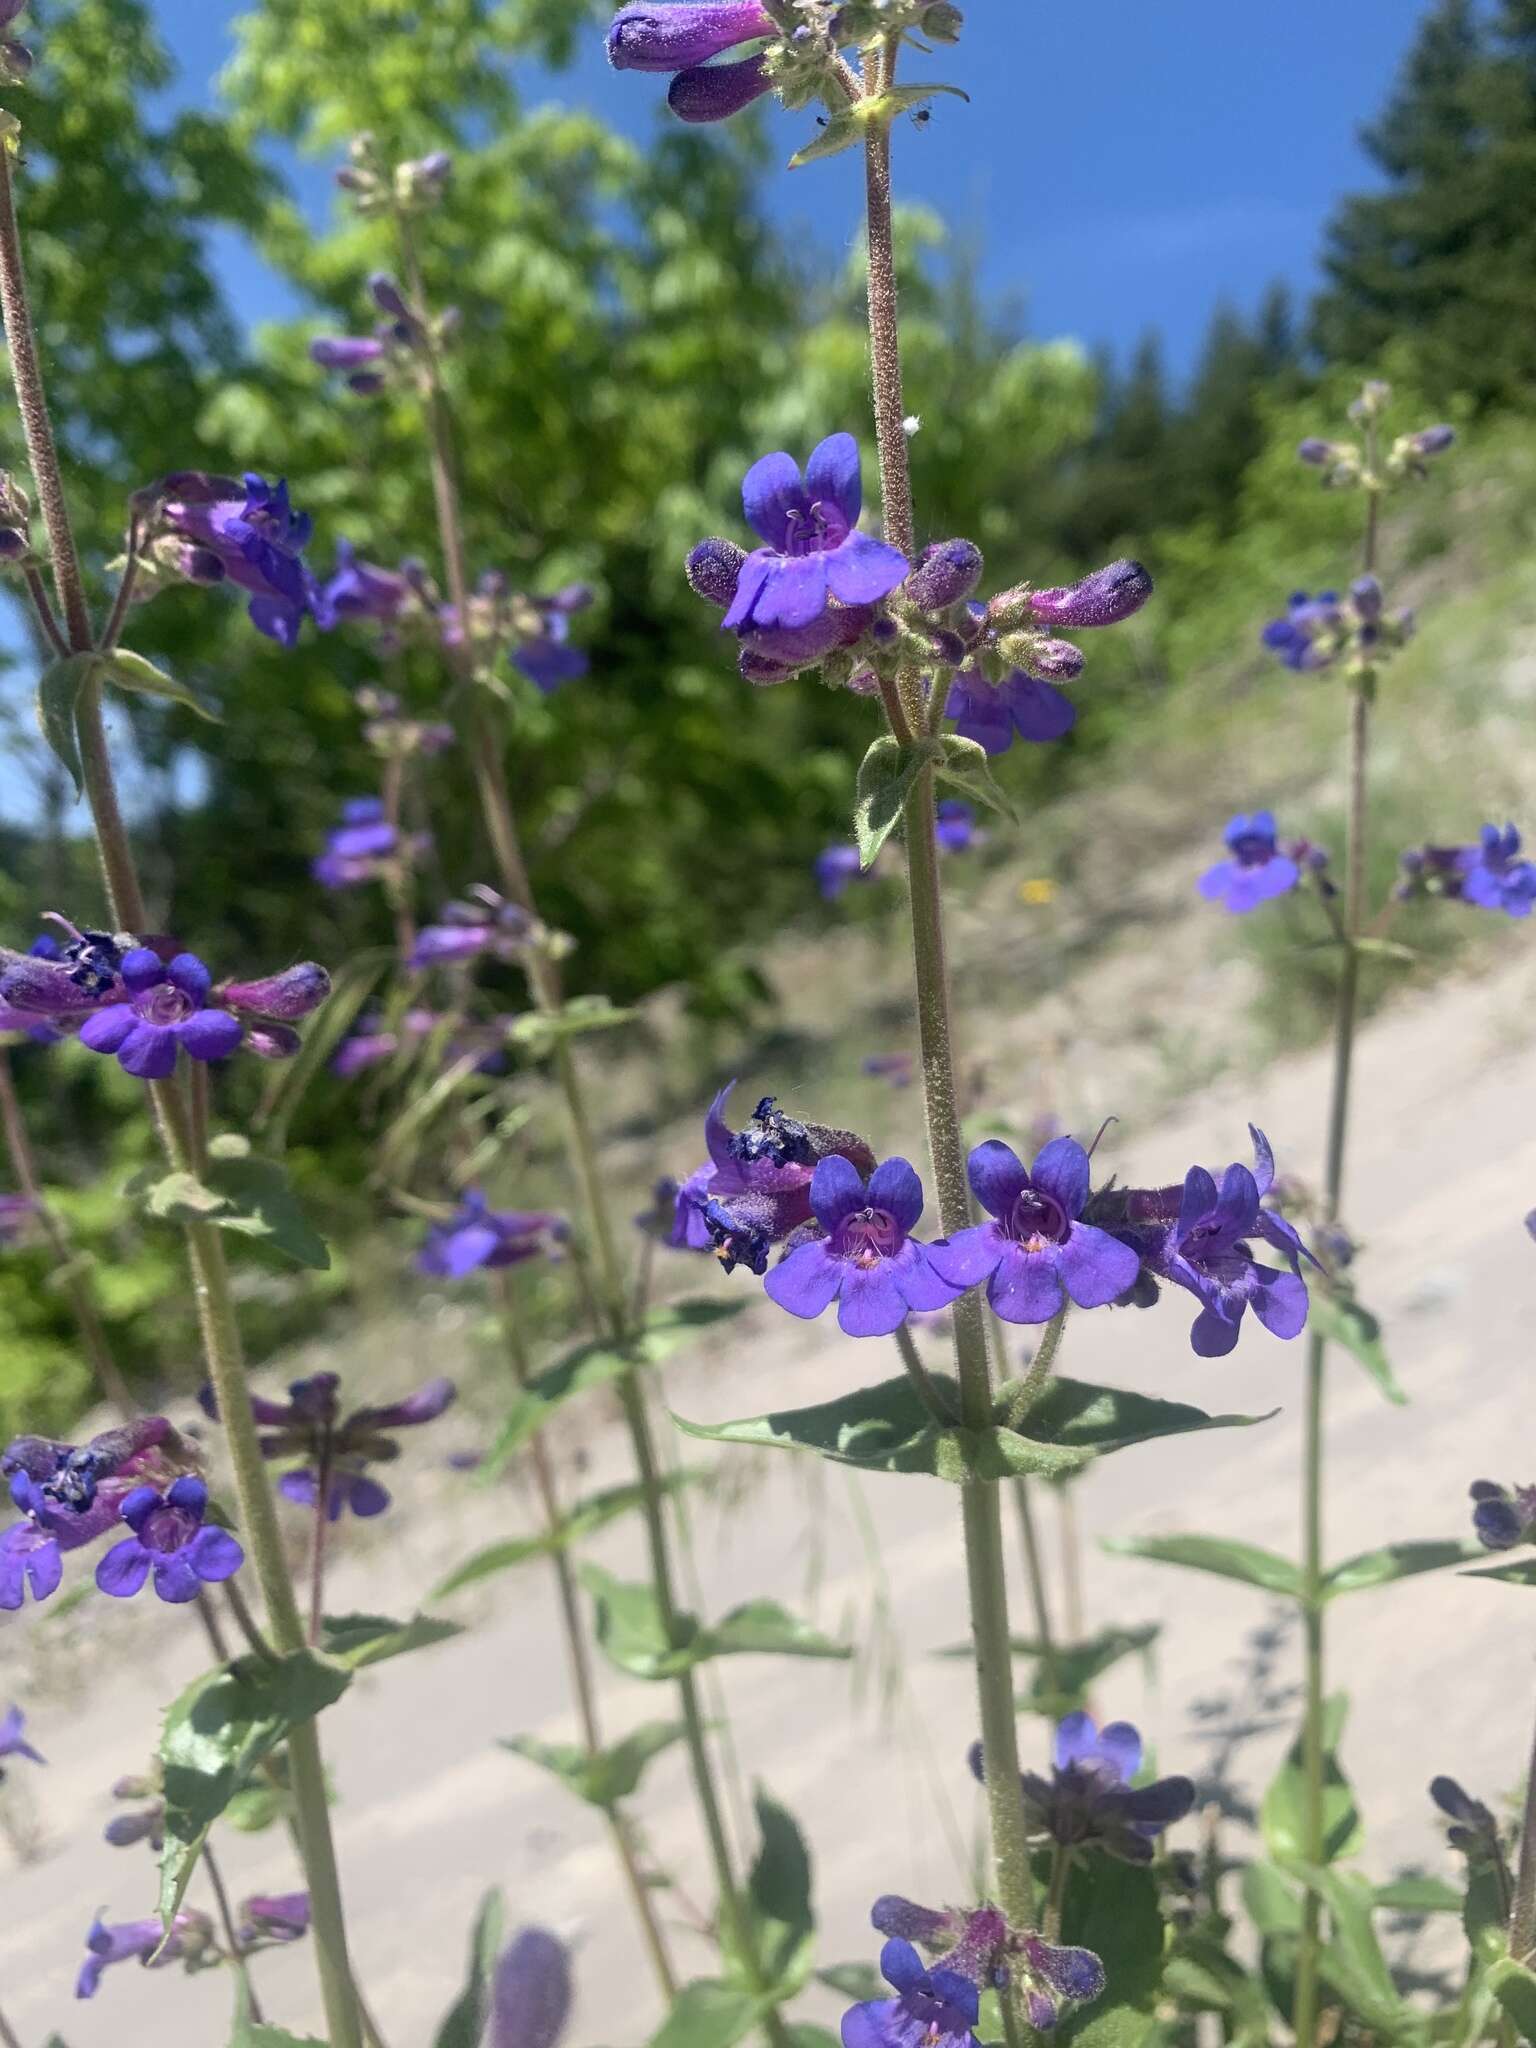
[4,910,1536,2047]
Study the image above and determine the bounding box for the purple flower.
[104,1782,165,1849]
[639,1166,715,1251]
[863,1052,913,1088]
[606,1,773,70]
[669,54,773,121]
[926,1137,1139,1326]
[1470,1479,1536,1551]
[0,1702,44,1768]
[206,1370,455,1523]
[1026,560,1153,631]
[77,949,242,1080]
[410,890,533,969]
[935,801,977,853]
[946,667,1076,755]
[309,336,387,372]
[313,797,413,890]
[0,1517,61,1608]
[1430,1776,1502,1859]
[763,1155,963,1338]
[0,1192,35,1245]
[854,1905,1104,2041]
[75,1911,211,1999]
[0,1417,184,1607]
[1459,824,1536,918]
[238,1892,311,1947]
[95,1476,245,1604]
[491,1927,572,2048]
[843,1939,980,2048]
[1198,811,1300,914]
[816,843,867,901]
[418,1191,568,1277]
[721,434,908,634]
[322,540,410,624]
[1260,590,1343,671]
[694,1085,876,1276]
[515,605,588,694]
[160,472,319,647]
[981,1713,1194,1863]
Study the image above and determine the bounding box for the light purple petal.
[966,1140,1028,1221]
[763,1240,843,1321]
[78,1005,136,1055]
[1190,1302,1242,1357]
[1096,1720,1142,1782]
[925,1222,1004,1289]
[1030,1136,1090,1218]
[824,530,908,607]
[721,549,774,632]
[804,431,862,529]
[1059,1223,1142,1309]
[188,1526,244,1582]
[117,1024,179,1080]
[836,1263,908,1338]
[810,1152,868,1233]
[95,1539,151,1599]
[1248,1124,1276,1196]
[1006,673,1077,742]
[888,1239,963,1313]
[1054,1712,1098,1770]
[176,1009,244,1062]
[741,451,804,551]
[750,553,829,632]
[866,1156,923,1235]
[423,1222,501,1277]
[278,1469,318,1508]
[1252,1268,1309,1341]
[988,1244,1066,1325]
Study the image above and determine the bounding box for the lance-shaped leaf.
[1463,1556,1536,1586]
[128,1134,329,1269]
[746,1788,815,1991]
[1322,1540,1483,1599]
[1103,1533,1302,1599]
[1286,1864,1423,2039]
[102,648,220,721]
[35,652,94,796]
[852,735,937,868]
[318,1612,463,1669]
[935,732,1018,823]
[1310,1289,1405,1404]
[647,1982,767,2048]
[579,1565,850,1680]
[1260,1695,1362,1866]
[501,1722,689,1808]
[936,1622,1160,1718]
[435,1474,700,1599]
[1373,1876,1462,1913]
[432,1889,506,2048]
[158,1649,351,1924]
[1488,1958,1536,2041]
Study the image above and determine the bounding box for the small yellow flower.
[1018,878,1056,906]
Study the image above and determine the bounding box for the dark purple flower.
[160,472,319,647]
[104,1784,165,1849]
[1408,425,1455,456]
[0,1703,43,1767]
[764,1155,963,1338]
[946,667,1076,755]
[0,1192,35,1245]
[1459,824,1536,918]
[279,1466,391,1520]
[669,53,773,121]
[1,1417,184,1607]
[515,605,589,693]
[853,1904,1104,2041]
[927,1137,1139,1326]
[907,539,984,614]
[721,434,908,634]
[1260,590,1344,672]
[695,1085,876,1276]
[1026,560,1152,631]
[842,1938,980,2048]
[95,1476,244,1604]
[935,800,977,854]
[77,949,241,1080]
[816,844,867,900]
[410,890,533,969]
[1469,1479,1536,1552]
[309,336,386,372]
[644,1166,715,1251]
[417,1191,567,1277]
[322,540,410,624]
[238,1892,311,1948]
[206,1371,455,1523]
[75,1911,211,1999]
[863,1052,913,1088]
[1004,1712,1194,1862]
[491,1927,572,2048]
[312,797,412,890]
[1431,1776,1502,1859]
[606,1,773,71]
[1198,811,1300,914]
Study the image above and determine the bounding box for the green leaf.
[1058,1853,1163,2048]
[223,1782,290,1834]
[788,113,863,169]
[1310,1289,1406,1404]
[158,1649,351,1925]
[1463,1556,1536,1586]
[816,1964,885,2002]
[1466,1862,1509,1968]
[1241,1860,1303,1936]
[130,1137,329,1269]
[1103,1533,1301,1598]
[1259,1695,1362,1866]
[507,994,634,1059]
[580,1565,850,1680]
[647,1982,767,2048]
[231,1980,326,2047]
[935,1623,1160,1718]
[501,1721,689,1807]
[1372,1876,1463,1913]
[102,647,220,720]
[1161,1933,1271,2048]
[1489,1959,1536,2044]
[853,735,937,867]
[485,1299,745,1473]
[1286,1864,1419,2037]
[318,1612,463,1669]
[35,652,95,796]
[677,1373,1273,1484]
[785,2031,839,2048]
[935,732,1018,822]
[434,1474,699,1598]
[1322,1540,1483,1599]
[747,1788,814,1988]
[432,1888,506,2048]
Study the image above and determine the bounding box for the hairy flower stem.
[1012,1479,1061,1702]
[1507,1704,1536,1962]
[495,1275,678,2000]
[861,49,1036,1953]
[0,142,363,2048]
[1292,441,1379,2048]
[204,1841,264,2024]
[0,1045,135,1416]
[402,218,783,2038]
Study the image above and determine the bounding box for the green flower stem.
[893,1319,955,1423]
[0,1044,136,1417]
[1042,1846,1072,1944]
[1004,1306,1067,1428]
[0,136,364,2048]
[1292,430,1379,2048]
[862,48,1036,1958]
[401,216,784,2039]
[1507,1704,1536,1962]
[1011,1478,1060,1705]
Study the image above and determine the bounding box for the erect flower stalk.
[857,29,1037,2007]
[0,131,365,2048]
[1291,414,1379,2048]
[395,203,787,2043]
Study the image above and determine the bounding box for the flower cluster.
[96,1477,245,1605]
[1468,1477,1536,1551]
[1197,811,1327,915]
[1398,824,1536,918]
[1296,378,1454,491]
[1,1417,189,1609]
[204,1369,456,1521]
[313,797,430,892]
[409,887,563,971]
[975,1713,1195,1864]
[76,1910,215,2000]
[846,1899,1104,2044]
[141,471,322,646]
[1260,577,1413,677]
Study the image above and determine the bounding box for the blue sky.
[152,0,1430,374]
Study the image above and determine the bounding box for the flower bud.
[219,962,331,1020]
[1349,575,1382,623]
[607,0,774,71]
[872,1895,962,1945]
[906,537,983,613]
[928,626,967,665]
[0,527,26,560]
[490,1929,571,2048]
[368,271,411,321]
[1408,424,1455,456]
[0,40,33,80]
[685,537,745,609]
[1028,557,1152,629]
[920,1,964,41]
[310,336,386,371]
[347,372,387,397]
[668,53,773,122]
[243,1023,302,1060]
[1029,637,1086,680]
[1348,378,1391,423]
[1297,438,1335,466]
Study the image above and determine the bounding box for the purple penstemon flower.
[635,1167,716,1251]
[158,471,320,646]
[0,1417,183,1609]
[1469,1479,1536,1552]
[691,1085,877,1275]
[926,1137,1139,1326]
[1260,589,1344,672]
[417,1191,568,1277]
[946,665,1078,754]
[75,1910,213,1999]
[322,540,410,624]
[312,796,415,890]
[606,1,773,71]
[816,843,867,901]
[207,1369,457,1523]
[238,1892,311,1948]
[1197,810,1300,913]
[1458,824,1536,918]
[1005,1712,1196,1863]
[847,1903,1105,2045]
[490,1927,573,2048]
[763,1155,963,1338]
[935,800,978,854]
[669,52,773,121]
[409,890,534,969]
[1148,1127,1311,1357]
[0,1702,44,1770]
[95,1477,245,1605]
[76,949,242,1080]
[843,1938,981,2048]
[721,434,909,634]
[515,602,589,694]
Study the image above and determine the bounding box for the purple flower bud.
[490,1928,572,2048]
[218,962,331,1020]
[929,627,967,665]
[0,1,26,28]
[871,1895,958,1945]
[906,538,983,613]
[1410,424,1455,456]
[1297,438,1334,466]
[607,0,774,72]
[1350,575,1382,623]
[1028,558,1153,630]
[1,40,33,77]
[244,1023,303,1060]
[347,372,387,397]
[310,336,386,371]
[409,150,453,183]
[668,53,774,122]
[686,537,746,609]
[0,527,26,559]
[368,271,411,321]
[1030,637,1086,680]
